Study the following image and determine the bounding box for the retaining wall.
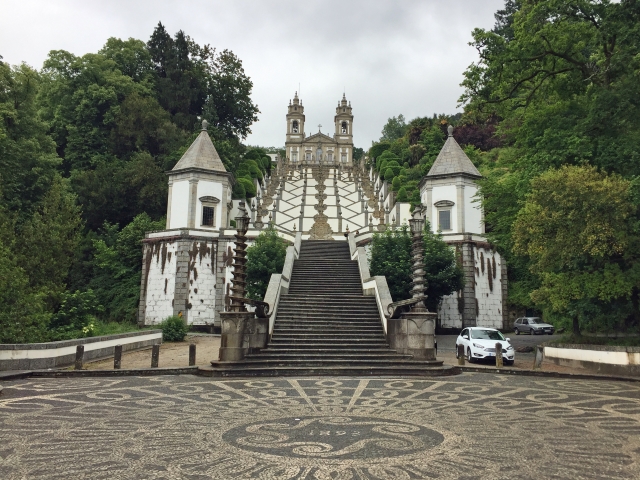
[0,330,162,371]
[544,344,640,377]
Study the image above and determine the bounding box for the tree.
[245,226,287,300]
[513,166,640,335]
[369,226,413,301]
[422,221,465,312]
[380,114,407,142]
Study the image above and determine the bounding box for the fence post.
[457,344,465,366]
[114,345,122,369]
[533,345,544,370]
[495,342,503,368]
[189,344,196,366]
[151,344,160,368]
[74,345,84,370]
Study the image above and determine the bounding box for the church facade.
[285,92,355,166]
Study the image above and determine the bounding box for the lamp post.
[408,205,426,308]
[229,201,250,313]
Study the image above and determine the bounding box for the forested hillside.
[0,23,264,342]
[368,0,640,335]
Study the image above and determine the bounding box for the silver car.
[513,317,554,335]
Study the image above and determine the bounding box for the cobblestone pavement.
[1,373,639,479]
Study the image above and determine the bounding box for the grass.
[549,333,640,348]
[91,320,144,336]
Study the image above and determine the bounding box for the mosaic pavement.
[1,373,640,479]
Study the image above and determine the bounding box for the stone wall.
[140,240,178,325]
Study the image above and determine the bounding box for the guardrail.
[0,330,163,371]
[263,231,302,335]
[347,233,393,334]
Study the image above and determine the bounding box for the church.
[137,92,509,333]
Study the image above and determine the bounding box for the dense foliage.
[459,0,640,334]
[369,224,464,308]
[245,227,288,301]
[159,315,188,342]
[0,23,260,342]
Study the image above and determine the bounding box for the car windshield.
[528,318,542,324]
[470,329,505,340]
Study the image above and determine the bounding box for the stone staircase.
[203,240,450,376]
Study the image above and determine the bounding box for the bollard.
[114,345,122,369]
[189,343,196,366]
[533,345,544,370]
[74,345,84,370]
[151,344,160,368]
[457,344,465,366]
[495,342,503,368]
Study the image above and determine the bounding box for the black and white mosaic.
[1,374,639,479]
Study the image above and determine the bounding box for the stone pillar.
[501,255,509,330]
[426,187,433,225]
[166,180,173,229]
[387,312,437,360]
[219,312,254,361]
[456,184,465,233]
[173,237,191,324]
[187,179,199,228]
[461,238,477,328]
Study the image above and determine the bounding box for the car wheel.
[455,345,460,359]
[505,359,514,366]
[548,332,553,335]
[515,328,520,335]
[531,329,536,335]
[466,347,472,363]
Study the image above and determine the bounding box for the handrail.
[387,296,427,319]
[228,296,271,318]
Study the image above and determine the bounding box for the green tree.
[369,226,413,301]
[422,221,465,312]
[245,226,287,300]
[380,114,407,142]
[513,166,640,335]
[90,213,165,322]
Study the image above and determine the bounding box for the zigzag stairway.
[204,240,448,376]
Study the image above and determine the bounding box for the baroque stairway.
[205,240,447,376]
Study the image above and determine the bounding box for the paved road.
[1,373,639,479]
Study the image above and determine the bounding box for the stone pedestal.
[218,312,269,362]
[387,310,437,360]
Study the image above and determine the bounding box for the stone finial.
[202,119,208,131]
[447,124,454,137]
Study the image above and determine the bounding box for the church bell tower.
[285,92,305,163]
[334,94,354,164]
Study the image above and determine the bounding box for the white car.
[455,327,515,365]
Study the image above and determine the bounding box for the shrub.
[237,177,256,198]
[232,182,246,199]
[160,315,188,341]
[245,226,287,300]
[369,142,391,160]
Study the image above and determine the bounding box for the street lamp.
[229,201,249,312]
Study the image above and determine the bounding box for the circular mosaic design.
[223,415,444,459]
[0,375,639,479]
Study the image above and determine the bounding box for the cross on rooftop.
[318,124,322,132]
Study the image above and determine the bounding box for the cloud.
[0,0,505,148]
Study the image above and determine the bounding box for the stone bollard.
[74,345,84,370]
[495,342,503,368]
[113,345,122,369]
[533,345,544,370]
[151,344,160,368]
[457,344,466,366]
[189,344,196,366]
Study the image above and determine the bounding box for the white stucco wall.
[169,180,189,229]
[196,180,224,229]
[430,185,458,232]
[187,242,217,325]
[475,247,504,329]
[144,242,178,325]
[464,184,483,234]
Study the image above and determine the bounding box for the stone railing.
[263,231,302,335]
[347,233,393,334]
[0,330,163,371]
[544,343,640,376]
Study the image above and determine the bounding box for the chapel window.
[341,122,347,134]
[292,152,298,162]
[327,153,333,163]
[202,206,215,227]
[438,210,451,231]
[306,152,311,161]
[341,153,347,163]
[292,121,299,133]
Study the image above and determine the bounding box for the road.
[1,373,639,479]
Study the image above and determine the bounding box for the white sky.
[0,0,505,148]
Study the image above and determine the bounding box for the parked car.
[513,317,554,335]
[455,327,515,365]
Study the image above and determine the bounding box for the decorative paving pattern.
[1,374,640,479]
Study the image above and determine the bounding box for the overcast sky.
[0,0,504,148]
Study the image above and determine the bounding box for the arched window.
[316,147,322,163]
[341,121,347,134]
[292,120,299,133]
